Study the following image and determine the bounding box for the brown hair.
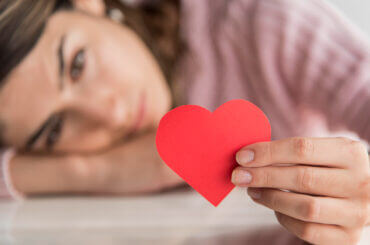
[0,0,72,86]
[0,0,181,147]
[105,0,182,85]
[0,0,181,86]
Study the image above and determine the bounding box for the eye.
[46,114,64,150]
[70,49,85,81]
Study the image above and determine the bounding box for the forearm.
[90,132,182,194]
[9,132,182,197]
[10,154,90,196]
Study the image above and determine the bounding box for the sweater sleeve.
[251,0,370,143]
[0,149,22,199]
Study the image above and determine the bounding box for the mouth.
[128,92,147,135]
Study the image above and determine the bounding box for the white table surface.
[0,188,369,245]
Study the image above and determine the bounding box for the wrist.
[63,155,94,193]
[79,154,111,193]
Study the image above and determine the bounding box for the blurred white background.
[329,0,370,37]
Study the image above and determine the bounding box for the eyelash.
[70,48,85,81]
[46,114,64,150]
[44,49,85,150]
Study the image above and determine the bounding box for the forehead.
[0,12,67,147]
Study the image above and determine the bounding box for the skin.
[0,1,368,244]
[0,10,170,152]
[232,137,370,245]
[0,1,182,194]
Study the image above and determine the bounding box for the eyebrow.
[58,35,66,90]
[25,35,66,149]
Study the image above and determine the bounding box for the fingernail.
[247,188,261,199]
[232,169,252,185]
[236,149,254,165]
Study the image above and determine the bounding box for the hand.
[231,137,370,245]
[10,131,182,196]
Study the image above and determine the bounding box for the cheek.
[94,30,152,85]
[92,41,134,91]
[92,43,145,107]
[88,27,170,125]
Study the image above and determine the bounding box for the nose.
[67,89,128,130]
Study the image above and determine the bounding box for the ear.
[72,0,106,16]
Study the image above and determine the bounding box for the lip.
[128,92,146,135]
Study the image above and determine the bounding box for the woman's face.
[0,10,172,153]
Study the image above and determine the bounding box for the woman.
[0,0,369,244]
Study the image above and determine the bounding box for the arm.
[8,131,182,197]
[232,0,370,243]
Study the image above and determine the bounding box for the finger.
[236,137,368,168]
[232,166,352,197]
[248,188,367,227]
[275,212,362,245]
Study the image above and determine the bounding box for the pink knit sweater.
[177,0,370,141]
[0,0,369,198]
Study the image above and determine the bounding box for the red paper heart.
[156,99,271,206]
